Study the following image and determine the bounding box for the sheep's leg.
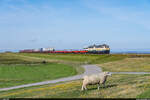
[81,85,84,91]
[102,83,105,88]
[84,85,87,90]
[97,83,100,90]
[81,84,87,91]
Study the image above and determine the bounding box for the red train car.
[20,49,89,54]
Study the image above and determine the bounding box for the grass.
[0,53,79,88]
[17,53,150,64]
[0,53,42,64]
[0,63,77,88]
[8,53,85,74]
[1,53,150,98]
[137,88,150,98]
[0,74,150,98]
[16,53,150,72]
[98,57,150,72]
[16,53,128,64]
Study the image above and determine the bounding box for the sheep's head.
[104,72,112,76]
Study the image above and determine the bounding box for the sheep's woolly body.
[83,73,105,84]
[81,72,111,91]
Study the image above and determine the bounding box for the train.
[19,44,110,54]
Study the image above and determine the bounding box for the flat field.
[0,53,77,88]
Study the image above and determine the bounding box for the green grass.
[1,53,150,98]
[1,74,150,98]
[17,53,150,64]
[16,53,150,72]
[0,63,77,88]
[17,53,102,63]
[0,53,42,64]
[0,53,79,88]
[17,53,129,64]
[137,88,150,98]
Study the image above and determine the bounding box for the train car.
[19,49,34,53]
[19,44,110,54]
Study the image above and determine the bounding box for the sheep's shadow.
[87,84,117,91]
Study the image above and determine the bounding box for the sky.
[1,0,150,52]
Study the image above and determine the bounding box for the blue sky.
[1,0,150,52]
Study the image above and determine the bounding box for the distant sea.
[0,49,18,53]
[110,50,150,54]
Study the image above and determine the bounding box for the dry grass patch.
[98,57,150,72]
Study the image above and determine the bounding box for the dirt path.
[111,72,150,74]
[0,65,150,91]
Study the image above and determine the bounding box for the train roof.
[86,44,109,48]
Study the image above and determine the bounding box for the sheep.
[81,72,111,91]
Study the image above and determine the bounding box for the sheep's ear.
[104,72,107,75]
[105,72,109,75]
[105,72,108,74]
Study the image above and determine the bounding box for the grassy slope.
[12,53,150,98]
[0,53,77,88]
[17,53,150,72]
[98,57,150,72]
[0,53,42,64]
[17,53,127,64]
[0,74,150,98]
[1,53,150,98]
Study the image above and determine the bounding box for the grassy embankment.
[0,53,77,88]
[0,74,150,98]
[18,53,150,72]
[11,53,150,98]
[1,53,150,98]
[17,53,128,64]
[99,57,150,72]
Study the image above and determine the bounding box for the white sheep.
[81,72,111,91]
